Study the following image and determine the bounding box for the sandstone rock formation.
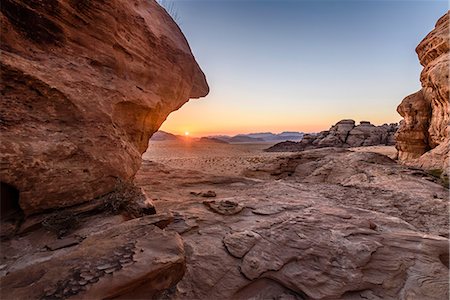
[1,212,186,299]
[134,150,449,299]
[2,147,448,299]
[0,0,209,215]
[267,120,398,152]
[396,12,449,173]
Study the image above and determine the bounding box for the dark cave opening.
[1,182,22,221]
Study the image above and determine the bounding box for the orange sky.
[160,95,403,137]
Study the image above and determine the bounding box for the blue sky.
[159,0,448,135]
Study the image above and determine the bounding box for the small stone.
[202,191,217,198]
[89,277,99,283]
[80,273,94,281]
[96,263,116,270]
[44,287,57,296]
[121,261,134,267]
[78,280,88,286]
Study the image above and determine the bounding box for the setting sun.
[184,131,190,136]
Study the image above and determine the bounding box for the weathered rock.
[396,12,449,173]
[223,230,261,258]
[203,199,244,215]
[191,190,217,198]
[45,236,81,251]
[267,120,398,152]
[134,151,449,299]
[0,213,185,299]
[237,205,448,300]
[0,0,209,215]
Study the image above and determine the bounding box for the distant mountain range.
[150,131,304,143]
[150,131,180,141]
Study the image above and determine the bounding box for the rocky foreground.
[1,147,448,299]
[136,148,449,299]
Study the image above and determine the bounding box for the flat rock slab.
[0,214,185,299]
[45,236,82,251]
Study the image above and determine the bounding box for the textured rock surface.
[0,0,208,214]
[134,149,449,299]
[2,147,448,299]
[0,213,185,299]
[267,120,398,152]
[396,12,449,172]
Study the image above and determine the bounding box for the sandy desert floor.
[143,140,290,176]
[143,140,398,176]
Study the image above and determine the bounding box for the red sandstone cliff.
[0,0,209,214]
[396,12,449,173]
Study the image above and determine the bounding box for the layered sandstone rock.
[1,213,186,299]
[396,12,449,172]
[134,150,449,299]
[0,0,208,214]
[267,120,398,152]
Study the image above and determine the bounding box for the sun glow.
[184,131,190,136]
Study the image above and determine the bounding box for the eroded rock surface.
[396,12,449,173]
[267,120,398,152]
[0,213,185,299]
[134,149,449,300]
[0,0,208,214]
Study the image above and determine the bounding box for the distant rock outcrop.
[211,132,303,143]
[150,131,181,141]
[266,120,398,152]
[396,12,449,173]
[229,136,265,143]
[199,137,229,144]
[0,0,208,215]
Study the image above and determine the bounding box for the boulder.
[0,0,208,215]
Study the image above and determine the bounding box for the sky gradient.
[159,0,448,136]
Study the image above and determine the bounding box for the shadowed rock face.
[396,12,449,172]
[0,0,209,214]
